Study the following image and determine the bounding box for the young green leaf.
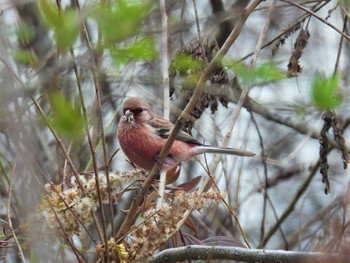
[169,53,205,74]
[48,93,84,141]
[311,73,342,110]
[91,0,150,43]
[11,51,37,65]
[38,0,60,28]
[38,1,79,49]
[339,0,350,8]
[226,60,285,86]
[110,37,158,67]
[16,22,35,45]
[54,9,80,49]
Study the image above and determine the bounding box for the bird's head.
[122,97,153,124]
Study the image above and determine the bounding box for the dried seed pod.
[169,36,229,132]
[319,111,349,194]
[287,29,310,77]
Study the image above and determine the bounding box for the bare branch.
[152,245,349,263]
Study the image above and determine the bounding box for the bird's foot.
[155,155,179,171]
[155,154,167,165]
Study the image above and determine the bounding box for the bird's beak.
[124,109,135,123]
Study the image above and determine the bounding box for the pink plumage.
[117,97,254,171]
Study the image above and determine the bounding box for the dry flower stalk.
[126,190,225,262]
[39,170,146,236]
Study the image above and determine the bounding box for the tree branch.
[152,245,349,263]
[204,81,349,152]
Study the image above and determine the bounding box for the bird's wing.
[148,115,202,145]
[156,128,202,145]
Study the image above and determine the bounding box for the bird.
[117,97,255,171]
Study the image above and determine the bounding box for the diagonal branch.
[280,0,350,41]
[115,0,264,242]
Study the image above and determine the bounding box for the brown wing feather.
[156,128,202,145]
[148,114,202,145]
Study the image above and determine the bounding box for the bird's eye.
[133,107,144,114]
[123,107,145,115]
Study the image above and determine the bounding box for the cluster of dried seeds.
[126,190,225,262]
[40,170,146,236]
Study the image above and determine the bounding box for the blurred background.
[0,0,349,262]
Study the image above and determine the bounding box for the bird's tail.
[195,145,255,157]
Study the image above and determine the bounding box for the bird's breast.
[118,122,197,171]
[118,123,164,170]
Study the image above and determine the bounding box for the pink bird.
[117,97,255,171]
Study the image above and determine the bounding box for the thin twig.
[6,123,96,254]
[31,97,86,193]
[251,112,288,248]
[192,0,202,42]
[280,0,350,41]
[239,1,330,62]
[261,159,320,247]
[250,0,277,66]
[69,47,104,242]
[72,1,111,257]
[203,82,348,153]
[156,171,167,210]
[157,0,170,213]
[247,0,277,247]
[0,57,86,195]
[6,161,25,263]
[159,0,170,119]
[183,0,274,246]
[334,15,347,73]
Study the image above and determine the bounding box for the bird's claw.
[155,155,166,165]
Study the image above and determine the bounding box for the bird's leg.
[155,154,179,171]
[155,154,167,165]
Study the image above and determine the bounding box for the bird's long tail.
[195,145,255,157]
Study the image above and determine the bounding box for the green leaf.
[311,73,342,110]
[55,9,79,49]
[48,93,84,141]
[38,0,60,28]
[11,51,37,65]
[170,53,205,74]
[91,0,150,43]
[16,22,35,44]
[38,1,79,49]
[225,60,285,86]
[339,0,350,8]
[110,37,158,67]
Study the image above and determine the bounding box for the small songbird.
[117,97,255,171]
